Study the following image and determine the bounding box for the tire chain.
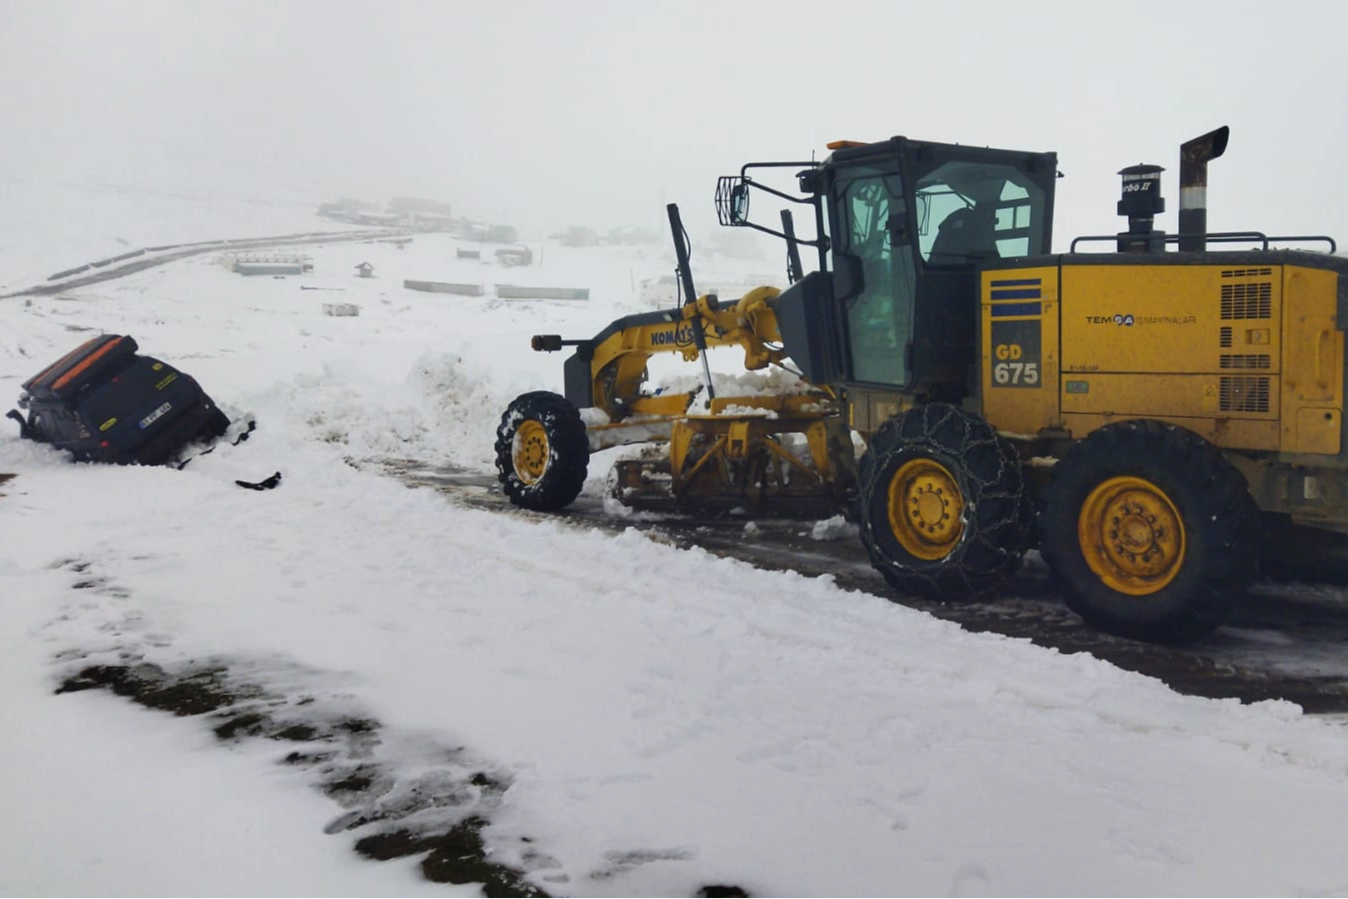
[858,403,1033,600]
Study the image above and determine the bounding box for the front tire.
[1039,420,1258,643]
[495,391,589,511]
[858,403,1032,600]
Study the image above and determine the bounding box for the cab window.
[916,161,1047,265]
[833,165,916,386]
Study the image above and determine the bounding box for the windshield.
[915,161,1047,265]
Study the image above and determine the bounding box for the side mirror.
[730,183,750,224]
[715,176,752,226]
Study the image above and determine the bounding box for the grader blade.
[610,409,855,519]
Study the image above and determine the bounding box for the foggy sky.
[3,0,1347,247]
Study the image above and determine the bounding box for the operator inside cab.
[923,170,1011,265]
[928,204,999,263]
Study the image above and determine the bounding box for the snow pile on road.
[412,351,514,470]
[253,349,503,470]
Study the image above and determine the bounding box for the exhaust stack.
[1178,126,1230,252]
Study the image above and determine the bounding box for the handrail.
[1069,231,1337,254]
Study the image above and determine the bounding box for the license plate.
[137,402,172,429]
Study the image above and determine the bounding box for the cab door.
[830,161,918,389]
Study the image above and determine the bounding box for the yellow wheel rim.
[512,420,550,485]
[1078,476,1186,595]
[887,458,965,561]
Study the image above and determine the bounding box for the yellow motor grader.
[496,126,1348,644]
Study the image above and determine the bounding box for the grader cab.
[496,126,1348,644]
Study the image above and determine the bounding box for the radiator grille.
[1219,354,1271,370]
[1220,282,1272,319]
[1220,326,1233,348]
[1219,376,1271,413]
[1221,267,1273,278]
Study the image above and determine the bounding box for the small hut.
[355,262,375,278]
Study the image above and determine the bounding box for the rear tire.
[495,391,589,511]
[858,403,1032,600]
[1039,420,1258,643]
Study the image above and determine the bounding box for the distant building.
[607,225,661,245]
[406,212,456,231]
[317,198,380,223]
[639,272,784,307]
[495,246,533,267]
[455,223,519,244]
[355,262,374,278]
[708,228,767,260]
[561,226,600,248]
[388,197,453,217]
[227,252,310,277]
[237,262,303,276]
[350,211,405,227]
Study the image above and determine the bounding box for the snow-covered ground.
[5,195,1348,896]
